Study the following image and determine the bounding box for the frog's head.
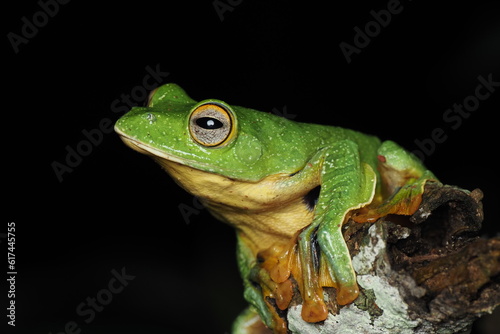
[114,83,305,183]
[115,84,320,243]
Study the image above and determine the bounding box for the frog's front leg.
[298,140,377,322]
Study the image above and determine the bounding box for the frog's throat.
[159,158,316,253]
[117,130,317,253]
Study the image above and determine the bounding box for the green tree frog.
[114,84,437,333]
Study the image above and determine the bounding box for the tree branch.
[286,183,500,333]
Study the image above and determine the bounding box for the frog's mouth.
[115,127,232,181]
[115,129,190,166]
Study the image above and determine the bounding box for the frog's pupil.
[196,117,223,129]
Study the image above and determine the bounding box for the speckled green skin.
[115,84,435,333]
[115,84,382,180]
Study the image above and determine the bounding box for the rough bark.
[283,183,500,333]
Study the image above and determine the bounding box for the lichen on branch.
[284,183,499,333]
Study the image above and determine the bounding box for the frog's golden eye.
[189,103,235,147]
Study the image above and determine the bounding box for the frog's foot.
[256,231,338,324]
[352,184,424,223]
[252,236,297,334]
[232,307,273,334]
[352,172,437,223]
[353,141,439,223]
[257,234,298,311]
[315,224,360,306]
[257,228,358,324]
[296,251,358,322]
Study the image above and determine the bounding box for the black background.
[4,1,500,333]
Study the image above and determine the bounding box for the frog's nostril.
[145,113,156,123]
